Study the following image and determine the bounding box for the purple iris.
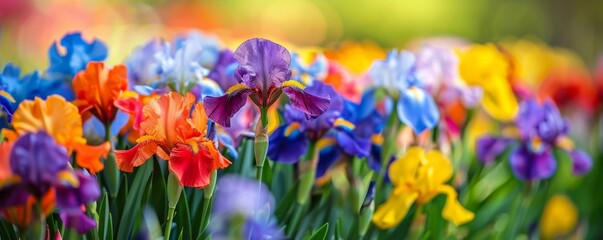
[203,38,330,127]
[476,99,592,180]
[0,132,100,234]
[207,49,239,91]
[269,82,371,177]
[211,175,283,240]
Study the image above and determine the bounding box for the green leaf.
[261,159,273,186]
[98,192,110,240]
[116,160,153,240]
[307,223,329,240]
[149,157,168,222]
[114,173,128,229]
[275,183,297,222]
[424,195,446,239]
[107,214,114,240]
[335,219,343,240]
[176,191,192,240]
[0,219,17,240]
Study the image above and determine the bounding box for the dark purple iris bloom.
[203,38,330,127]
[0,132,100,234]
[268,82,372,179]
[476,99,592,180]
[211,175,282,240]
[207,49,239,91]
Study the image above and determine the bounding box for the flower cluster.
[0,30,598,240]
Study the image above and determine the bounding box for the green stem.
[287,204,305,237]
[297,140,317,205]
[22,200,44,240]
[200,197,212,232]
[505,184,534,239]
[374,105,400,205]
[165,172,182,240]
[164,206,176,239]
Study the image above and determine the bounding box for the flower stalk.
[165,172,183,239]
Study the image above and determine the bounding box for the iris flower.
[370,50,440,134]
[290,49,328,84]
[476,99,592,180]
[207,49,238,91]
[0,132,100,234]
[268,81,368,165]
[211,175,283,240]
[115,92,231,188]
[457,44,519,121]
[72,62,128,124]
[2,95,110,173]
[125,38,173,94]
[203,38,330,127]
[46,32,108,82]
[372,147,474,228]
[0,64,70,123]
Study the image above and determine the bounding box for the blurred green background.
[0,0,601,70]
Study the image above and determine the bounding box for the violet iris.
[203,38,330,127]
[476,99,593,180]
[0,131,100,234]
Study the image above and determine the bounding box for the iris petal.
[397,87,439,134]
[204,88,252,127]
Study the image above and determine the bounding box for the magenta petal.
[204,89,252,127]
[282,86,330,119]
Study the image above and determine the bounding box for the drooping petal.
[480,77,519,122]
[203,86,252,127]
[437,185,474,226]
[397,87,439,134]
[570,150,592,176]
[168,141,231,188]
[509,144,557,180]
[1,189,56,227]
[71,142,110,174]
[335,128,370,157]
[0,180,29,210]
[267,125,308,164]
[72,62,128,123]
[316,145,341,178]
[60,210,97,234]
[282,81,332,121]
[372,189,418,229]
[141,92,198,147]
[233,38,292,90]
[56,171,100,209]
[475,136,513,164]
[114,139,158,172]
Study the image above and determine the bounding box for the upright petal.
[509,144,556,180]
[72,62,128,123]
[11,96,85,146]
[203,86,252,127]
[388,147,423,186]
[282,86,330,120]
[141,92,198,147]
[233,38,292,90]
[189,102,208,135]
[168,141,231,188]
[397,87,439,134]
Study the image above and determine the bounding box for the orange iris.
[1,96,110,173]
[115,92,231,188]
[72,61,128,124]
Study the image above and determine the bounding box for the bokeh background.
[1,0,602,71]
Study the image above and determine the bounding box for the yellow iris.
[372,147,474,229]
[540,195,578,239]
[458,44,519,121]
